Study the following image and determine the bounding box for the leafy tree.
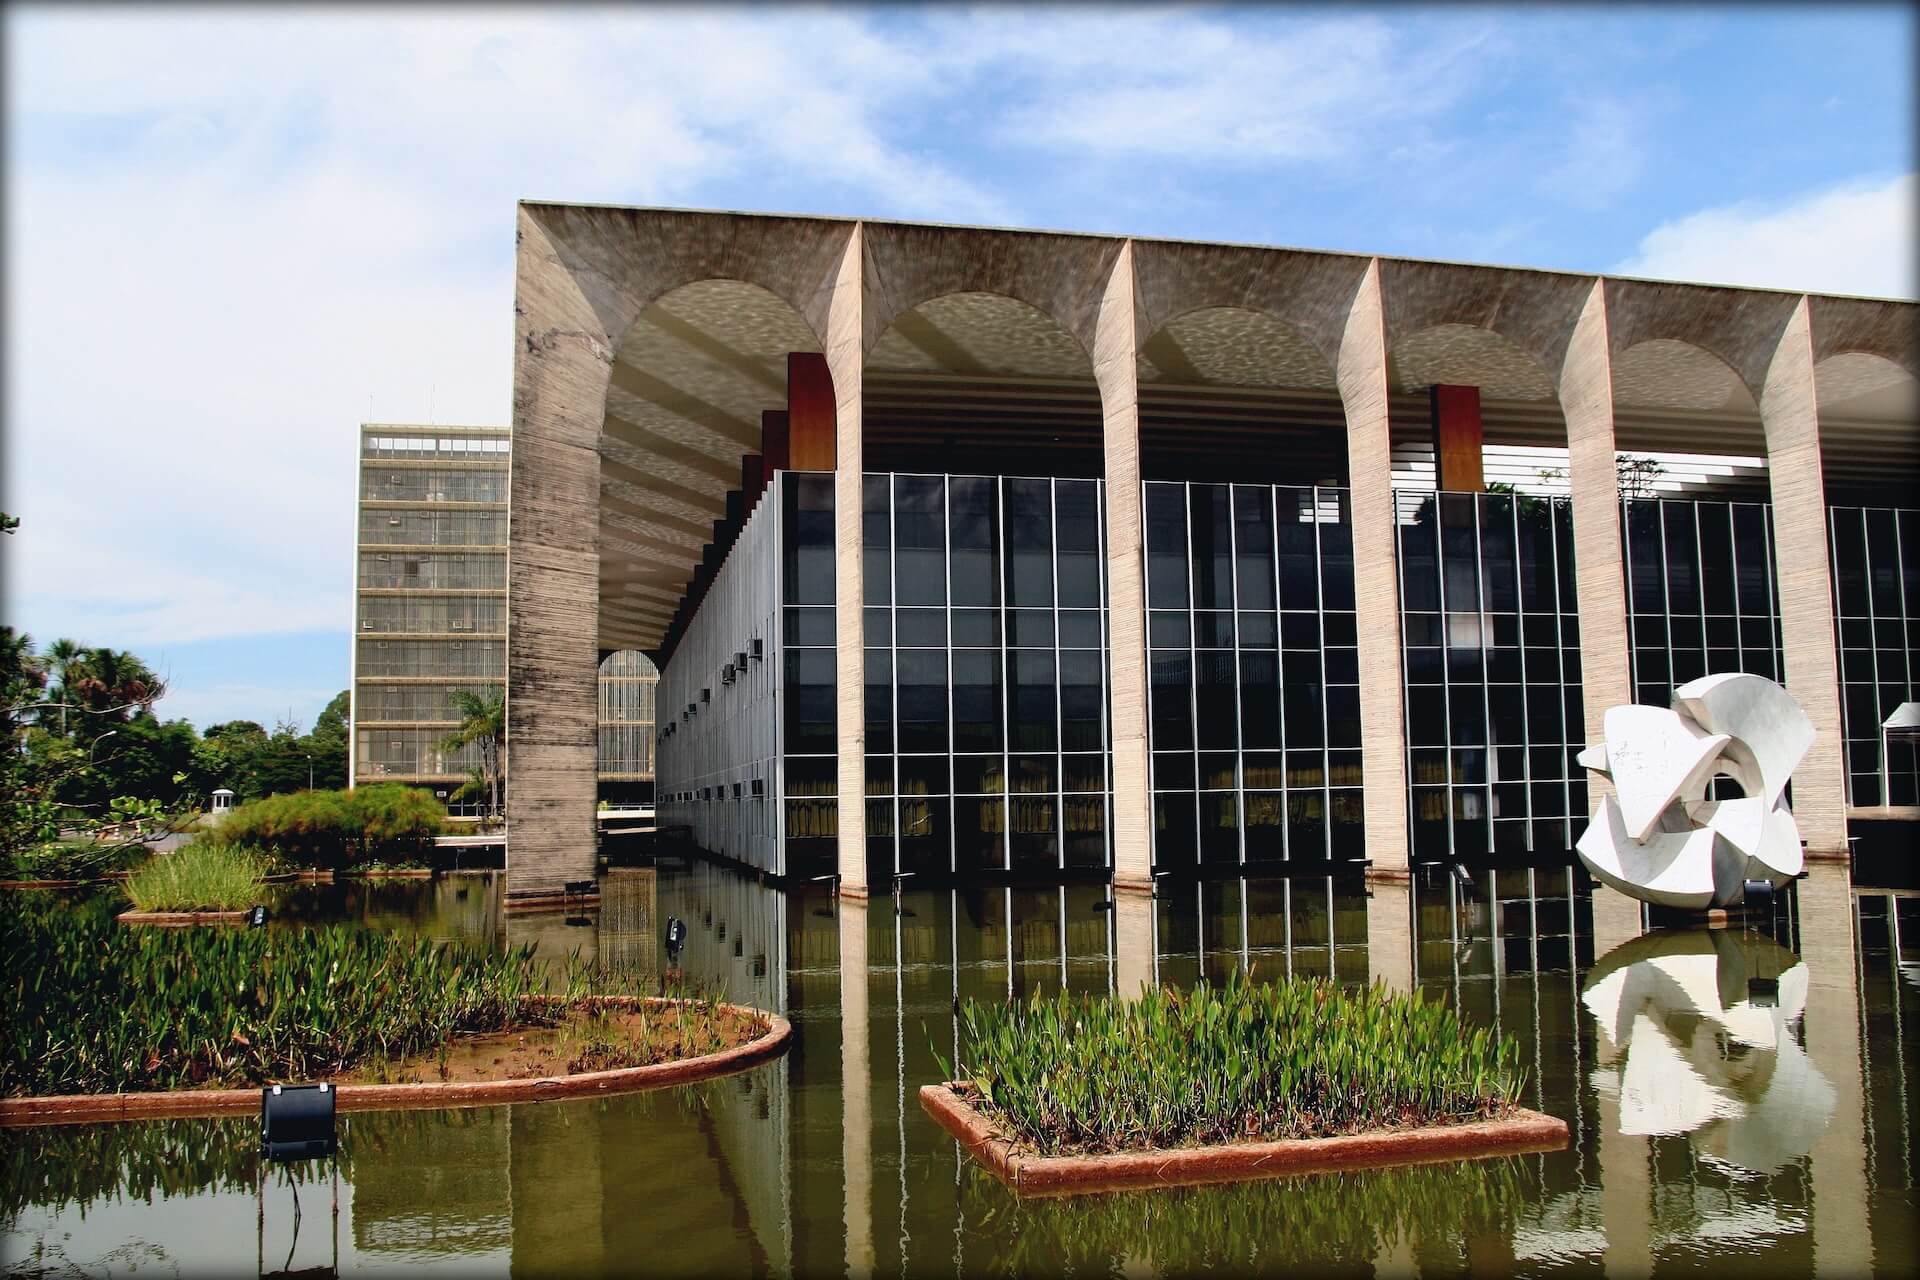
[441,689,505,824]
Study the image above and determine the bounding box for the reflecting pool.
[4,861,1915,1276]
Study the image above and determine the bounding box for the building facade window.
[1829,505,1920,807]
[1398,491,1585,862]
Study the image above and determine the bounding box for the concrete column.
[1589,886,1643,957]
[1095,241,1154,894]
[1761,298,1850,856]
[1365,881,1413,992]
[1562,281,1632,769]
[838,899,874,1278]
[1337,260,1410,878]
[1797,863,1871,1277]
[825,225,869,897]
[1112,890,1155,999]
[506,207,609,899]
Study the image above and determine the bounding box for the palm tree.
[441,689,505,824]
[42,638,81,734]
[65,647,164,722]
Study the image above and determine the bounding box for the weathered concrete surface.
[1337,262,1411,875]
[1759,301,1848,855]
[1095,244,1153,893]
[827,229,868,895]
[1564,282,1632,774]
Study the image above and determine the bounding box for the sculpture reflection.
[1583,928,1834,1174]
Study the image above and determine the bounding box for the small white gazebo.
[210,788,237,820]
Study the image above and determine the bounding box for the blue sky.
[3,4,1913,732]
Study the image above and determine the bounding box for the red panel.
[1431,384,1485,492]
[787,352,836,471]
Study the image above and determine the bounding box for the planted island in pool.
[923,971,1567,1193]
[1,902,786,1117]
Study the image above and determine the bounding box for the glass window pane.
[949,476,999,607]
[1005,478,1055,607]
[1055,480,1103,609]
[1146,483,1190,609]
[894,475,946,606]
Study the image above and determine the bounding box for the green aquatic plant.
[2,904,551,1095]
[122,842,266,912]
[943,969,1525,1156]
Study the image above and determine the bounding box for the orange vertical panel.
[1432,384,1485,492]
[787,352,836,471]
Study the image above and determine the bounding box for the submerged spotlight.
[260,1083,336,1163]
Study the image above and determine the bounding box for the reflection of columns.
[1096,241,1154,894]
[1365,881,1412,992]
[1589,886,1642,956]
[1562,281,1631,782]
[1112,890,1155,999]
[1595,1076,1652,1279]
[838,899,874,1278]
[1338,260,1410,877]
[827,225,870,897]
[507,205,610,899]
[1761,299,1849,856]
[1797,863,1870,1277]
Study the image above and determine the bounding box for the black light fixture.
[260,1083,336,1162]
[257,1082,341,1276]
[247,905,269,929]
[665,914,686,960]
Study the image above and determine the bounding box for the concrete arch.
[1379,259,1594,385]
[1603,278,1802,410]
[860,221,1124,361]
[1387,322,1558,403]
[1808,294,1920,380]
[1130,240,1370,374]
[1813,350,1920,498]
[1135,304,1338,390]
[524,202,852,356]
[866,289,1094,379]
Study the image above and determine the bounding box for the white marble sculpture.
[1574,673,1809,909]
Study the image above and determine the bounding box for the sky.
[4,4,1914,732]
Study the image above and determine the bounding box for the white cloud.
[968,10,1493,166]
[2,7,1016,655]
[1614,173,1917,299]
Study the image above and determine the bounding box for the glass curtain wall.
[1396,491,1585,864]
[1829,506,1920,806]
[1146,483,1362,868]
[781,475,839,876]
[1623,498,1784,706]
[857,473,1112,880]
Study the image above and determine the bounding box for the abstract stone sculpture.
[1575,673,1809,909]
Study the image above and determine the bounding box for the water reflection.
[4,861,1915,1276]
[1583,930,1834,1174]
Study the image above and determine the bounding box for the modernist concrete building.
[504,205,1916,901]
[352,423,657,812]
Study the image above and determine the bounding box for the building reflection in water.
[6,860,1912,1276]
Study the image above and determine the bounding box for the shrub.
[123,843,266,912]
[945,970,1525,1156]
[209,785,446,869]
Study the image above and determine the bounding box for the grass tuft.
[123,843,266,912]
[944,970,1526,1156]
